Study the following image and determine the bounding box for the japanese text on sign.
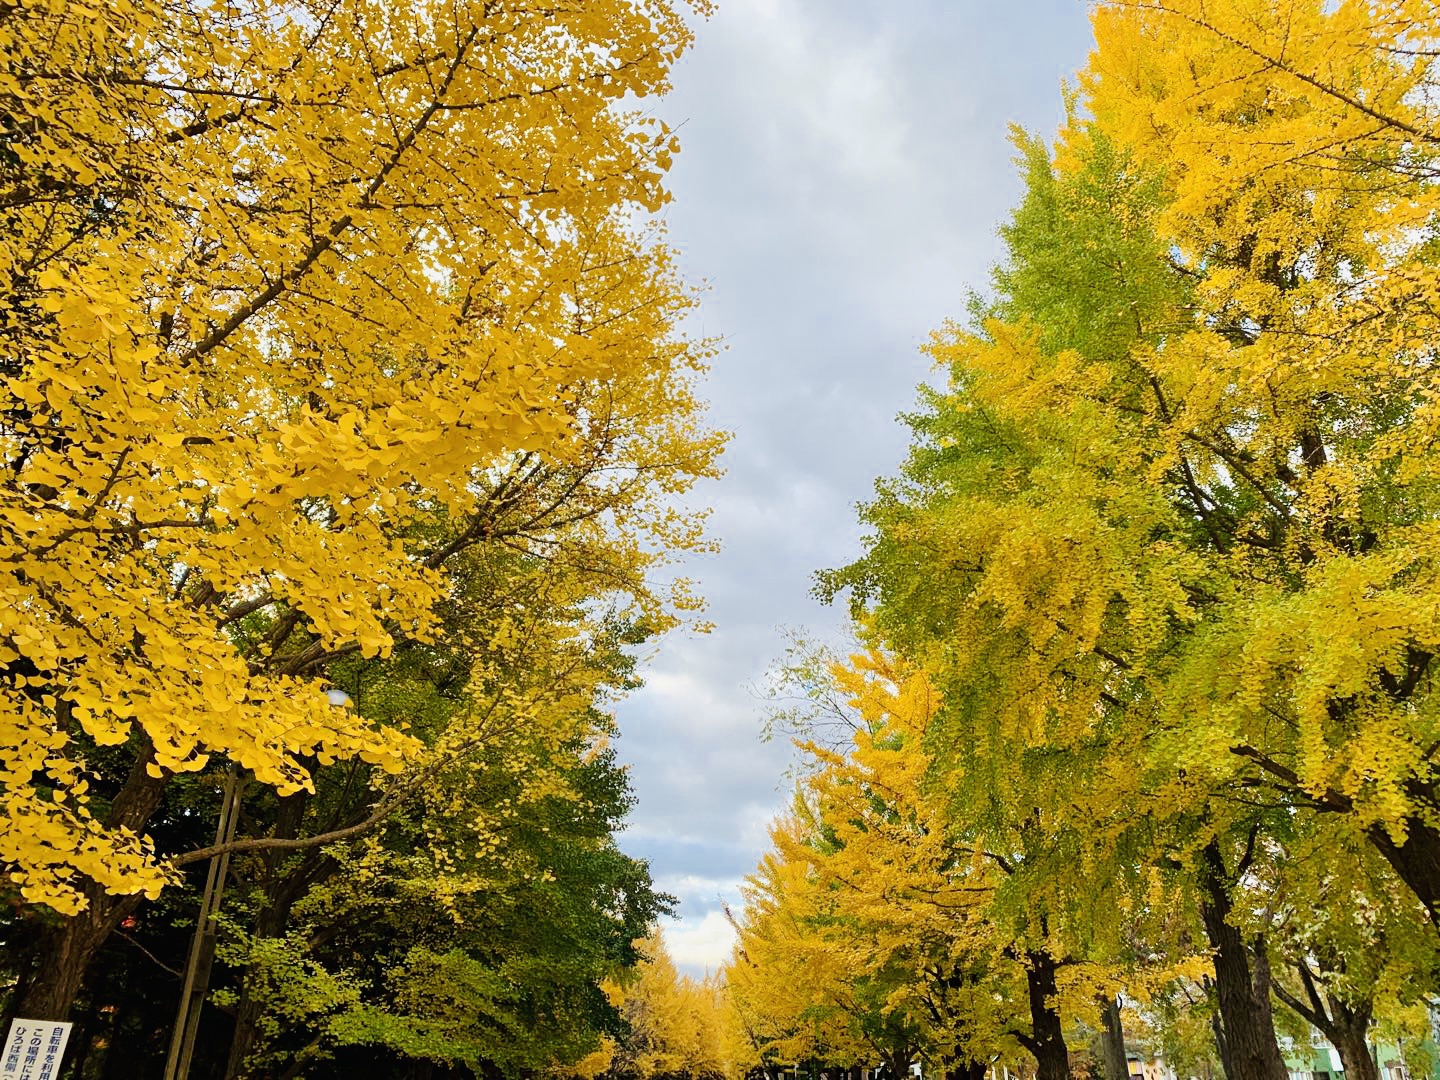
[1,1020,72,1080]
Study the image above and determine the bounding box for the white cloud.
[654,872,735,901]
[611,0,1096,976]
[662,909,738,976]
[718,0,914,190]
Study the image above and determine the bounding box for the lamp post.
[161,762,241,1080]
[161,687,353,1080]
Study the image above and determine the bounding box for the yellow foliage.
[555,1037,617,1080]
[0,0,720,911]
[1077,0,1440,903]
[728,652,1087,1072]
[613,931,739,1080]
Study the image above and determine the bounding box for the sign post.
[1,1019,72,1080]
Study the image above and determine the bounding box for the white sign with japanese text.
[1,1020,71,1080]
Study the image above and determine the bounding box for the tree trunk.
[14,894,135,1020]
[1100,995,1128,1080]
[1198,840,1287,1080]
[944,1058,988,1080]
[224,792,326,1079]
[1272,961,1376,1080]
[1024,950,1071,1080]
[1330,1022,1378,1080]
[1366,813,1440,929]
[14,749,166,1020]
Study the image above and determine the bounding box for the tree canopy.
[733,6,1440,1080]
[13,1,1440,1078]
[0,0,725,1073]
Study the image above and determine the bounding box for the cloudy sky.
[613,0,1097,975]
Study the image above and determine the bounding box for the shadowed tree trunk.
[1366,807,1440,929]
[944,1058,988,1080]
[1198,839,1287,1080]
[1022,950,1070,1080]
[885,1049,915,1080]
[1101,994,1128,1080]
[1271,958,1377,1080]
[14,749,166,1020]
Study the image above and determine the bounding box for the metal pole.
[163,764,241,1080]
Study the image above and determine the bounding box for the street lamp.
[161,762,240,1080]
[161,686,353,1080]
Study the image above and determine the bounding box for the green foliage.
[796,27,1440,1074]
[217,731,667,1075]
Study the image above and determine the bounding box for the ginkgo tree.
[1081,0,1440,919]
[811,5,1440,1080]
[1253,822,1440,1080]
[207,526,674,1076]
[820,120,1289,1080]
[212,724,669,1078]
[1,0,721,1021]
[607,930,738,1080]
[733,649,1128,1080]
[727,808,929,1079]
[1,508,686,1074]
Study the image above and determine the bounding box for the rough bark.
[1101,994,1129,1080]
[1198,840,1288,1080]
[224,791,330,1079]
[1272,960,1377,1080]
[14,748,167,1020]
[1367,811,1440,929]
[1332,1024,1379,1080]
[1024,950,1071,1080]
[13,895,135,1020]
